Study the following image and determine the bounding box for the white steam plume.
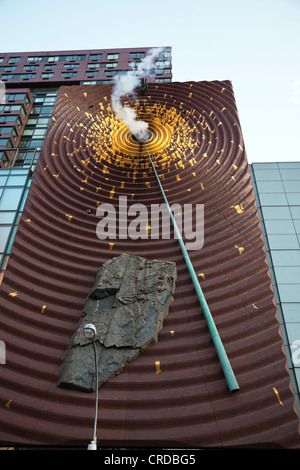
[111,47,165,141]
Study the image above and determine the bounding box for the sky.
[0,0,299,163]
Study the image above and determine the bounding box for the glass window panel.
[10,169,29,175]
[7,175,27,186]
[286,194,300,205]
[255,180,285,193]
[0,187,23,210]
[262,206,292,220]
[291,207,300,219]
[278,162,300,169]
[283,180,300,192]
[39,106,53,115]
[285,322,300,345]
[280,169,300,180]
[253,169,281,180]
[259,193,288,206]
[278,284,300,303]
[294,220,300,234]
[6,225,18,253]
[268,234,299,250]
[281,303,300,322]
[33,128,47,137]
[0,225,11,251]
[0,176,8,186]
[19,188,29,211]
[274,266,300,284]
[0,212,15,223]
[271,250,300,266]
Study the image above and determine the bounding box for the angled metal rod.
[144,144,239,392]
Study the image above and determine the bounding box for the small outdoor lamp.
[83,323,99,450]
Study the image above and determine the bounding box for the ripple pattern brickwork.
[0,81,299,448]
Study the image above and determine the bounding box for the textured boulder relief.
[57,254,176,392]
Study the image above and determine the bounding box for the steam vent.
[0,80,299,448]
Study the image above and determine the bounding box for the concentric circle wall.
[0,81,299,448]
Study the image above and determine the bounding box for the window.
[0,138,13,148]
[104,70,116,76]
[23,65,39,71]
[0,66,17,72]
[4,93,27,102]
[63,63,79,69]
[44,64,56,71]
[65,55,86,61]
[8,57,20,64]
[27,56,43,62]
[89,54,102,60]
[0,187,23,211]
[0,126,14,134]
[261,206,292,220]
[85,71,99,77]
[1,74,36,80]
[156,60,171,67]
[87,63,102,69]
[129,52,145,59]
[253,169,281,181]
[61,72,77,78]
[41,73,54,78]
[107,53,119,60]
[0,152,9,167]
[158,50,171,58]
[155,78,171,83]
[0,104,22,113]
[47,56,60,62]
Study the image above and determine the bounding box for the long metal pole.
[88,340,99,450]
[144,144,239,392]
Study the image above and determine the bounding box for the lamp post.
[84,323,99,450]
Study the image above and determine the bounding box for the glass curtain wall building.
[0,87,58,283]
[251,162,300,413]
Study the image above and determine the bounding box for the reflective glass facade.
[251,162,300,412]
[0,167,32,284]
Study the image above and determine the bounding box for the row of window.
[4,92,29,103]
[1,64,172,80]
[2,59,171,71]
[0,51,168,64]
[2,62,119,72]
[0,104,27,118]
[0,115,22,130]
[80,78,171,85]
[0,126,18,140]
